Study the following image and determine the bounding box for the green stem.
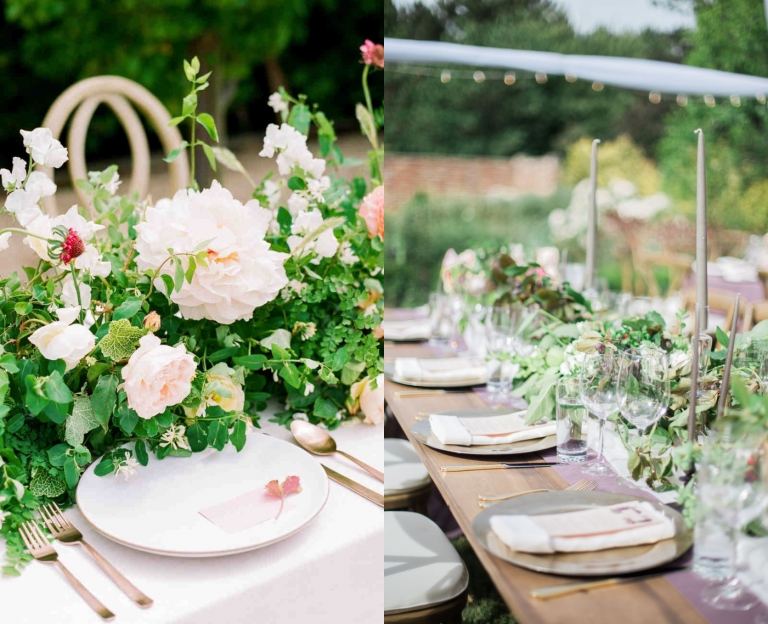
[362,65,374,131]
[69,267,84,322]
[190,115,197,189]
[0,227,53,242]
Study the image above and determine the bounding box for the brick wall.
[385,152,561,210]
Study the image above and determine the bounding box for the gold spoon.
[290,421,384,482]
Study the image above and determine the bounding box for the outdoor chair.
[682,288,742,337]
[384,438,431,513]
[40,75,189,215]
[384,511,468,624]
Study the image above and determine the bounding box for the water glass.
[485,305,515,395]
[617,347,670,434]
[556,377,588,463]
[579,345,620,475]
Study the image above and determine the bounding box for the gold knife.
[323,465,384,507]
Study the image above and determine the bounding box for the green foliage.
[98,320,146,361]
[657,0,768,232]
[385,190,567,307]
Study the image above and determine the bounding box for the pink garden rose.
[121,334,196,419]
[359,186,384,239]
[350,374,384,425]
[359,40,384,69]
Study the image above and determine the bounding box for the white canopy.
[386,38,768,98]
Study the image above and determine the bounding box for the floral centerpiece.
[0,47,384,573]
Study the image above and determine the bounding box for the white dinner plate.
[77,433,329,557]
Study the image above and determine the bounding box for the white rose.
[135,181,288,325]
[287,209,339,263]
[20,128,68,168]
[121,334,196,419]
[29,307,95,371]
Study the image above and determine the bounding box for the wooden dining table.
[384,340,763,624]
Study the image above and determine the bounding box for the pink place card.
[199,490,282,533]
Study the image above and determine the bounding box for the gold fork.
[40,502,153,608]
[19,520,115,620]
[477,479,597,508]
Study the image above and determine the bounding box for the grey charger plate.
[411,408,556,456]
[473,490,692,577]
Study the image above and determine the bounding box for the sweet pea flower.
[121,334,197,419]
[358,186,384,239]
[20,128,68,168]
[0,157,26,191]
[0,232,11,251]
[267,92,288,114]
[29,307,95,371]
[287,209,339,263]
[360,40,384,69]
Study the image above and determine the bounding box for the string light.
[387,65,766,105]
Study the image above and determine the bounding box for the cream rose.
[29,307,95,371]
[349,374,384,425]
[135,181,289,325]
[121,334,196,419]
[204,363,245,413]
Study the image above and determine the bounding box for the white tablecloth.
[0,418,383,623]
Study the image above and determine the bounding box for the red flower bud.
[60,228,85,264]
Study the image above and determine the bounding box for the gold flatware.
[291,421,384,482]
[395,389,448,398]
[478,479,597,508]
[530,565,689,600]
[40,502,153,608]
[323,465,384,507]
[441,461,559,473]
[19,521,115,620]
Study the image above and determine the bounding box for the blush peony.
[121,334,197,419]
[134,181,289,324]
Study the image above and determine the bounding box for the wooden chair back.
[40,75,189,213]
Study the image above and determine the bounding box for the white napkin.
[382,319,432,341]
[717,257,758,283]
[429,412,555,446]
[393,357,487,383]
[490,500,676,554]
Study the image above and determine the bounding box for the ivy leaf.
[65,396,100,447]
[113,298,143,321]
[91,375,118,428]
[63,457,80,489]
[230,420,246,452]
[98,319,146,361]
[44,371,73,404]
[30,472,66,498]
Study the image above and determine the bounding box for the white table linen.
[0,415,383,624]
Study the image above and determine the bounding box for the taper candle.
[585,138,600,291]
[695,129,708,331]
[716,294,740,419]
[687,304,702,443]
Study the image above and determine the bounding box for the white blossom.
[287,209,339,263]
[267,92,289,114]
[20,128,68,168]
[0,157,26,191]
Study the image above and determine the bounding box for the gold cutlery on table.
[441,461,559,473]
[19,521,115,620]
[39,502,153,608]
[477,479,597,508]
[395,389,451,398]
[529,565,689,600]
[323,465,384,507]
[291,421,384,482]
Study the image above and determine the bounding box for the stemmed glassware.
[484,304,519,397]
[579,345,620,475]
[616,347,670,435]
[697,426,768,611]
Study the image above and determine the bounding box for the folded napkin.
[382,319,432,341]
[393,357,487,383]
[490,500,676,554]
[429,412,555,446]
[717,257,758,283]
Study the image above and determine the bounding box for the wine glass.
[617,347,670,435]
[579,345,620,475]
[697,427,768,611]
[484,305,515,396]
